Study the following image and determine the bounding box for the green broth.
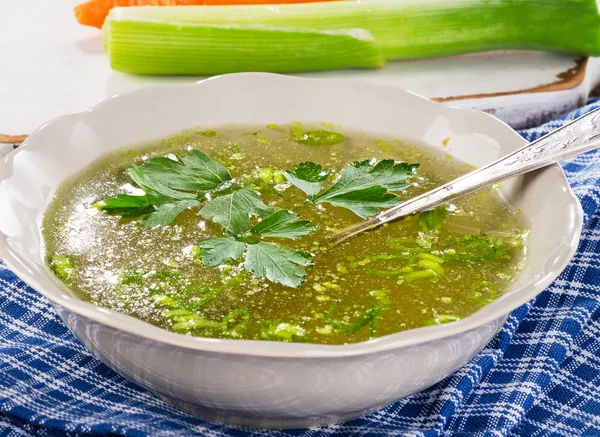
[43,124,527,344]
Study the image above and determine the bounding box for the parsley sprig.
[200,210,316,288]
[99,150,418,288]
[101,150,232,227]
[284,160,419,218]
[100,150,318,287]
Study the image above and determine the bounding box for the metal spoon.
[331,107,600,245]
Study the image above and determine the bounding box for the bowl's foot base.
[152,391,389,429]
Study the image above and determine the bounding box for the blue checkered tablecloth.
[1,102,600,437]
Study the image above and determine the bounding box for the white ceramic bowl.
[0,73,583,429]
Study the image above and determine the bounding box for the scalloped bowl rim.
[0,73,583,358]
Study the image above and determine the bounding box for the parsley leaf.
[126,164,197,201]
[316,160,417,201]
[199,187,274,234]
[101,194,154,218]
[199,237,245,266]
[178,149,233,189]
[317,185,399,219]
[136,151,231,192]
[198,210,316,287]
[284,159,418,219]
[364,160,419,191]
[245,242,312,288]
[251,210,317,239]
[283,162,331,200]
[140,199,201,228]
[418,206,447,232]
[101,150,232,227]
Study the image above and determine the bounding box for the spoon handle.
[332,107,600,244]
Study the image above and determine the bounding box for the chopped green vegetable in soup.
[43,125,527,344]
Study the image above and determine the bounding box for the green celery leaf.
[139,199,200,228]
[251,210,317,239]
[199,237,246,266]
[244,242,312,288]
[101,194,154,218]
[314,159,418,217]
[199,187,274,234]
[418,206,447,232]
[283,162,331,200]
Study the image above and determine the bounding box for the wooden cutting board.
[2,0,600,143]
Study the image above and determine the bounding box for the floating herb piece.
[245,242,312,288]
[283,162,330,200]
[140,199,201,228]
[325,159,418,192]
[115,268,222,317]
[198,237,246,266]
[139,151,231,192]
[101,150,232,227]
[50,256,74,280]
[260,321,306,342]
[200,130,218,137]
[418,206,447,232]
[251,210,316,239]
[199,209,316,287]
[295,130,345,146]
[426,314,461,325]
[325,301,383,338]
[171,316,222,333]
[319,185,400,219]
[286,159,418,218]
[445,234,508,264]
[404,269,437,283]
[221,308,250,338]
[360,232,514,290]
[186,287,221,310]
[100,194,154,217]
[199,187,274,234]
[469,280,499,305]
[417,259,445,275]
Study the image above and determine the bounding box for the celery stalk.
[105,20,384,75]
[105,0,600,75]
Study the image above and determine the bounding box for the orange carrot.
[74,0,337,29]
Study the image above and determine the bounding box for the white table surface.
[0,0,592,135]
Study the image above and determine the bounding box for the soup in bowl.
[43,124,527,344]
[0,73,582,428]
